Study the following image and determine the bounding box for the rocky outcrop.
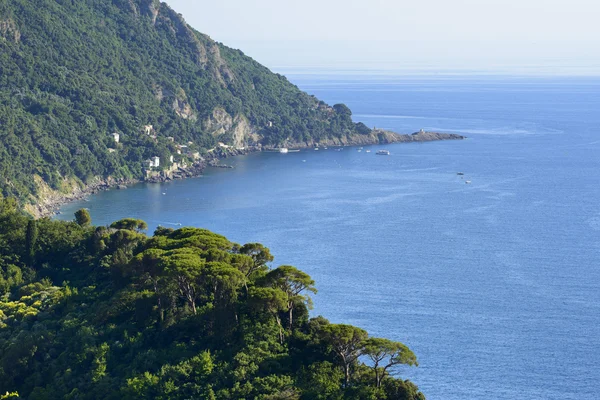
[277,130,465,149]
[172,89,196,120]
[150,2,234,84]
[204,107,233,135]
[30,162,207,218]
[143,0,160,24]
[231,115,260,148]
[208,42,235,85]
[157,5,208,67]
[25,175,135,219]
[204,108,261,148]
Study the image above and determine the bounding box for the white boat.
[376,150,390,155]
[279,148,289,153]
[366,150,371,153]
[465,180,472,184]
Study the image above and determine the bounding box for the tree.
[264,265,316,330]
[249,287,288,343]
[362,338,418,388]
[74,208,91,227]
[131,248,168,321]
[203,262,244,308]
[319,324,368,388]
[162,249,205,314]
[110,218,148,233]
[24,219,38,266]
[333,103,352,117]
[239,242,273,278]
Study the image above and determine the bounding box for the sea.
[56,72,600,399]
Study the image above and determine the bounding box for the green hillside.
[0,0,372,203]
[0,199,424,399]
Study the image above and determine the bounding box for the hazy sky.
[164,0,599,73]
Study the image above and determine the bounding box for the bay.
[57,73,600,399]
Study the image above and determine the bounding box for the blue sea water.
[57,74,600,399]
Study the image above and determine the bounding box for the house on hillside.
[112,132,120,143]
[145,156,160,169]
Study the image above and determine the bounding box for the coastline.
[35,130,464,219]
[277,129,465,149]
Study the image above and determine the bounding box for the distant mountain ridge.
[0,0,462,210]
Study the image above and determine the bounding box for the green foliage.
[110,218,148,232]
[74,208,92,227]
[0,0,371,204]
[0,196,422,399]
[363,337,418,388]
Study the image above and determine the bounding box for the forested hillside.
[0,0,373,203]
[0,198,424,399]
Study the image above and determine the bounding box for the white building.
[144,125,154,135]
[169,155,174,163]
[145,157,160,169]
[112,132,120,143]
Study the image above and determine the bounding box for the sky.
[164,0,600,74]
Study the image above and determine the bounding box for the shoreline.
[38,131,464,219]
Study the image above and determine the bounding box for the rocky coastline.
[276,130,465,149]
[33,131,463,219]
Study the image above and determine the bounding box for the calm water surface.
[57,74,600,399]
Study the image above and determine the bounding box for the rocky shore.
[32,162,207,218]
[277,130,465,149]
[32,131,463,219]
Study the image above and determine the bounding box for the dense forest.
[0,197,424,399]
[0,0,373,203]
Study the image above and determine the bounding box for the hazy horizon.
[164,0,600,76]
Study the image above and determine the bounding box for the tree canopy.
[0,197,424,399]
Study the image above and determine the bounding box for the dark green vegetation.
[0,196,424,399]
[0,0,374,202]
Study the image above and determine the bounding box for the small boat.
[302,160,306,162]
[465,180,472,184]
[279,148,289,154]
[366,150,371,153]
[457,172,464,176]
[358,149,362,152]
[324,147,328,150]
[314,147,319,151]
[376,150,390,155]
